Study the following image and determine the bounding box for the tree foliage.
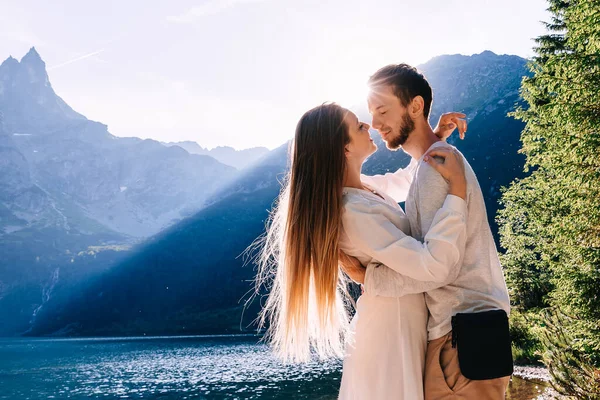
[498,0,600,396]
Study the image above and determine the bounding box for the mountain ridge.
[162,141,270,170]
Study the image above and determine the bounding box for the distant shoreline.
[0,333,264,342]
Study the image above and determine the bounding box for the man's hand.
[338,250,366,285]
[433,112,467,141]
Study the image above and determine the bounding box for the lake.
[0,335,554,399]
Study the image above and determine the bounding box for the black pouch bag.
[450,309,513,380]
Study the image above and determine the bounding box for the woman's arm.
[342,195,467,283]
[360,159,417,203]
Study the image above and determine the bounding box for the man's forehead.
[367,88,395,110]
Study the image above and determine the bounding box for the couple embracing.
[257,64,513,399]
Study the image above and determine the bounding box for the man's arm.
[415,155,455,234]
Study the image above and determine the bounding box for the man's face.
[367,85,415,151]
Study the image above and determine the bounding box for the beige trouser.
[424,332,511,400]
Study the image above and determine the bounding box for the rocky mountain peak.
[0,47,50,89]
[0,49,84,131]
[18,46,50,86]
[0,55,19,70]
[21,47,43,63]
[478,50,498,57]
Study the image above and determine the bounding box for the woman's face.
[344,111,377,162]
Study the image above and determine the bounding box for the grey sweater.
[363,141,510,341]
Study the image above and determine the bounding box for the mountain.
[0,48,237,335]
[162,141,270,170]
[28,51,530,337]
[0,48,238,238]
[29,145,288,336]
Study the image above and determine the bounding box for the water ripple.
[0,336,341,399]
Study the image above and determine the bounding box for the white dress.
[337,181,467,400]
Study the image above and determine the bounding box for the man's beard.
[386,112,415,150]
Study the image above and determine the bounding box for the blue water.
[0,335,341,399]
[0,335,550,399]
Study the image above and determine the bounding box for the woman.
[256,103,467,398]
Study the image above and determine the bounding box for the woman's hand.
[433,112,467,141]
[424,148,467,200]
[338,250,366,285]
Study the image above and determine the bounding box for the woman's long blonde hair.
[255,103,352,362]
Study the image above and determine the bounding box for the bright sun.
[312,67,372,115]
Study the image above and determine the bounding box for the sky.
[0,0,550,150]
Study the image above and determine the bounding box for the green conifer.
[498,0,600,396]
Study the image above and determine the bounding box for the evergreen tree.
[498,0,600,396]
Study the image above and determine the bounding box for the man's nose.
[371,116,382,130]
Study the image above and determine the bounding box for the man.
[340,64,511,399]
